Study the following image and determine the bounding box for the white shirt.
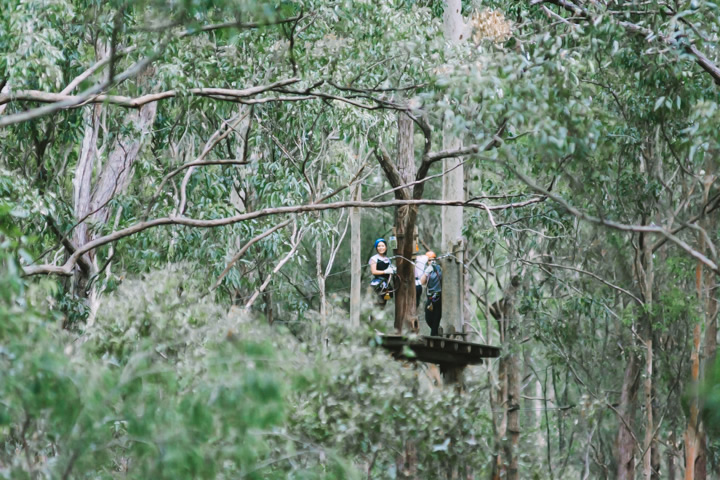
[414,255,428,285]
[369,253,391,272]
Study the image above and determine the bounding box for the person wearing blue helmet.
[369,238,395,304]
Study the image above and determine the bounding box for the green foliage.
[1,265,354,479]
[4,0,720,476]
[701,356,720,441]
[291,326,494,478]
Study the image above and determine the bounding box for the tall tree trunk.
[70,41,157,318]
[505,347,521,480]
[89,101,157,229]
[317,240,326,316]
[685,324,701,480]
[686,174,716,479]
[668,431,677,480]
[616,353,640,480]
[643,338,654,480]
[71,104,101,298]
[490,276,522,480]
[641,238,655,480]
[490,354,508,480]
[441,0,467,334]
[350,182,361,327]
[393,112,417,333]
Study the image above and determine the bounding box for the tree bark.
[489,276,522,480]
[668,431,677,480]
[350,183,362,327]
[441,0,467,335]
[393,112,418,333]
[616,353,640,480]
[641,237,655,480]
[643,338,653,480]
[89,101,157,228]
[685,324,701,480]
[316,239,327,333]
[505,347,521,480]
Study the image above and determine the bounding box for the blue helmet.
[374,238,387,249]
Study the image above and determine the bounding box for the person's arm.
[370,259,393,276]
[420,273,428,285]
[370,260,384,276]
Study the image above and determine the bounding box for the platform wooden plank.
[377,334,500,367]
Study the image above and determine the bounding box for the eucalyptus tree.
[4,0,720,479]
[0,1,439,314]
[441,0,720,477]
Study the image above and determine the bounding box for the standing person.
[421,251,442,336]
[369,238,395,304]
[414,252,429,307]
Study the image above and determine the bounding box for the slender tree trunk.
[668,431,677,480]
[490,355,508,480]
[651,364,662,480]
[505,348,520,480]
[490,276,522,480]
[396,440,418,480]
[696,178,717,480]
[642,239,655,480]
[67,42,157,327]
[89,101,157,228]
[643,338,653,480]
[350,183,361,327]
[616,353,640,480]
[685,324,701,480]
[686,176,716,480]
[316,238,327,344]
[71,42,106,299]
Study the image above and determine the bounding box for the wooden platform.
[377,333,500,368]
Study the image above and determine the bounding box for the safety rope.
[228,249,467,302]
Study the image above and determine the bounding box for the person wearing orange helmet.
[420,250,442,336]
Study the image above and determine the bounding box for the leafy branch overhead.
[3,0,720,477]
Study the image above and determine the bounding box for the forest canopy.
[2,0,720,478]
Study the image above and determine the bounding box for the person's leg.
[430,311,440,336]
[425,297,433,334]
[426,297,440,336]
[415,284,422,307]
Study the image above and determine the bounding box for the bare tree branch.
[522,259,644,305]
[244,223,305,309]
[415,120,506,200]
[315,162,369,204]
[179,13,305,36]
[23,197,546,276]
[425,145,480,163]
[374,145,409,199]
[212,219,292,290]
[532,0,720,85]
[0,40,168,127]
[60,46,138,95]
[508,163,720,273]
[177,110,250,215]
[0,78,301,111]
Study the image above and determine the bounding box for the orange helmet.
[426,251,436,260]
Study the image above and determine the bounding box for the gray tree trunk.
[615,353,640,480]
[441,0,467,334]
[393,112,418,333]
[350,183,362,327]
